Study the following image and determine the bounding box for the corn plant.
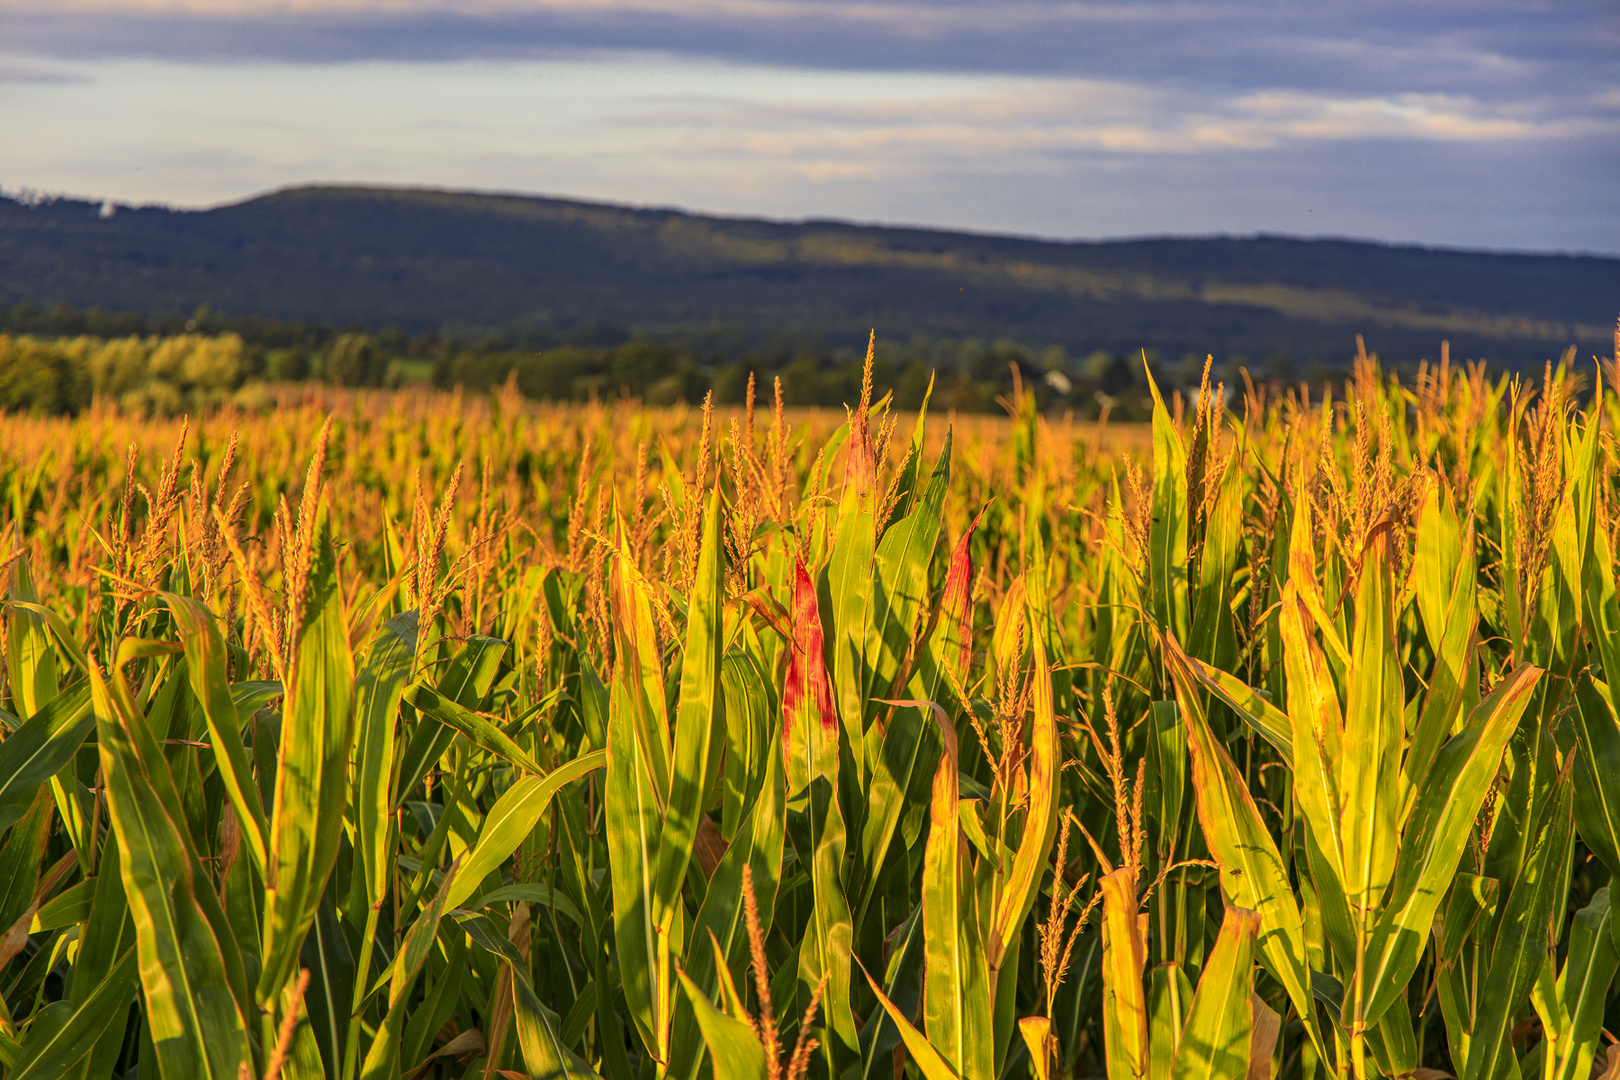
[0,329,1618,1080]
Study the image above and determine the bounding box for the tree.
[326,332,388,387]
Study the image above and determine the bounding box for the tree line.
[0,301,1357,418]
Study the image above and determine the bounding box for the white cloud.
[610,77,1614,181]
[0,58,89,84]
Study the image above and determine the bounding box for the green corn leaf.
[1368,998,1418,1078]
[606,656,669,1059]
[884,374,933,521]
[870,434,950,700]
[720,650,773,843]
[32,878,90,933]
[862,437,949,897]
[10,946,137,1080]
[655,485,726,939]
[352,610,418,907]
[907,698,992,1080]
[1189,449,1242,672]
[1476,729,1538,912]
[1530,482,1584,679]
[987,626,1061,983]
[1581,452,1620,774]
[1179,658,1291,758]
[260,509,356,1008]
[359,857,461,1080]
[826,380,879,769]
[63,836,137,1080]
[8,601,90,682]
[90,661,254,1080]
[1412,478,1463,650]
[1297,819,1356,975]
[560,843,634,1080]
[443,749,606,910]
[1100,869,1148,1080]
[396,635,509,803]
[0,680,91,837]
[0,786,56,965]
[342,610,417,1080]
[6,557,59,718]
[1437,873,1497,965]
[862,906,927,1080]
[609,511,672,805]
[1405,564,1478,804]
[707,931,748,1019]
[1146,701,1185,866]
[1145,363,1189,644]
[1283,478,1349,670]
[1278,584,1346,897]
[454,909,605,1079]
[231,679,283,719]
[860,960,965,1080]
[1359,663,1539,1024]
[298,885,353,1080]
[1171,905,1258,1080]
[1406,486,1478,799]
[1546,887,1618,1080]
[1339,525,1402,921]
[1462,761,1575,1080]
[1149,963,1195,1080]
[668,746,786,1080]
[470,882,584,924]
[676,970,769,1080]
[803,782,859,1064]
[406,683,544,774]
[511,954,605,1080]
[1163,637,1316,1035]
[399,934,466,1071]
[434,634,508,709]
[1573,677,1620,877]
[161,593,270,878]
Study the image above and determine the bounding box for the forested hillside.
[2,185,1614,368]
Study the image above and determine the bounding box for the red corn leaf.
[939,503,989,684]
[783,556,837,743]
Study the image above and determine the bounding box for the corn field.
[1,335,1619,1080]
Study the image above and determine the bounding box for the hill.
[1,184,1615,367]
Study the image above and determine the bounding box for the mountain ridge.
[88,183,1620,261]
[2,183,1615,367]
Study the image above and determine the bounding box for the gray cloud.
[1,1,1615,253]
[7,3,1614,157]
[4,2,1615,99]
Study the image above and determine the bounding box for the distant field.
[0,384,1157,508]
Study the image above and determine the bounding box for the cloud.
[3,0,1614,97]
[0,58,90,84]
[6,1,1614,165]
[617,78,1618,173]
[1,2,1615,253]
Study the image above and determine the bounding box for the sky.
[2,1,1618,254]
